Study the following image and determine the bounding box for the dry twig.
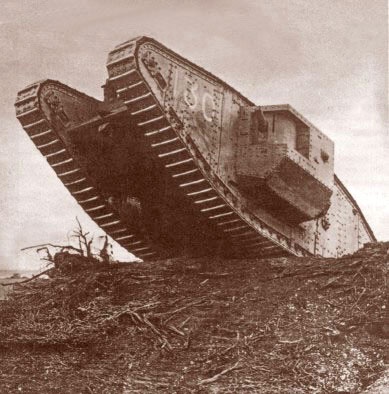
[198,360,241,385]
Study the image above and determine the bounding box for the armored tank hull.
[15,37,375,260]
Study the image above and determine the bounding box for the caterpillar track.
[15,36,375,260]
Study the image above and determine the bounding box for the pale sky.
[0,0,388,270]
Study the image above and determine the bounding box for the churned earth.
[0,242,388,393]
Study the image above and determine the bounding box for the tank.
[15,36,376,260]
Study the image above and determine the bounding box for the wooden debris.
[198,360,241,385]
[0,241,387,393]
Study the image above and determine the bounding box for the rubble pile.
[0,243,388,393]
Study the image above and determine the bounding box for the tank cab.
[236,104,334,225]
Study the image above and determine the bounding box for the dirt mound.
[0,243,388,393]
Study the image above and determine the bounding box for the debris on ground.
[0,242,388,393]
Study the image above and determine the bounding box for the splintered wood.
[0,242,388,393]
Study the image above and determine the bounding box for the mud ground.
[0,243,388,393]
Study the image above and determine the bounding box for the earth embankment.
[0,243,388,393]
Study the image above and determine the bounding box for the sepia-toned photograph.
[1,0,388,392]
